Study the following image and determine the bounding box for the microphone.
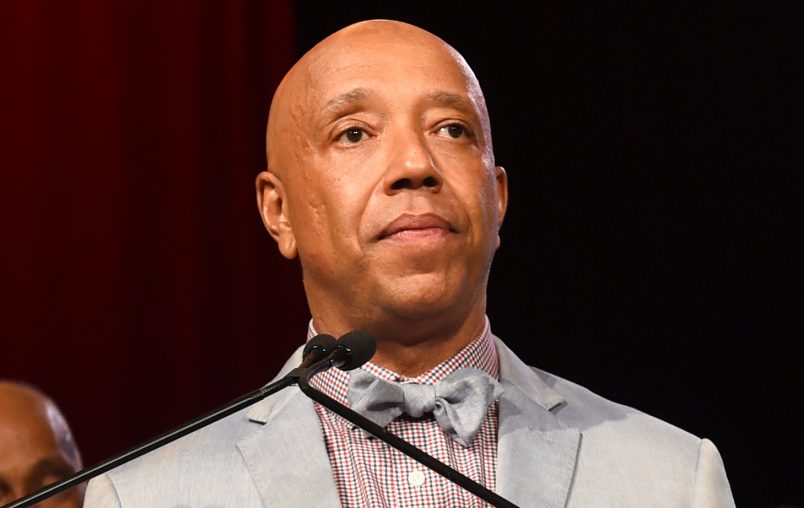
[284,331,372,381]
[330,329,377,370]
[300,333,338,367]
[304,329,376,375]
[296,331,519,508]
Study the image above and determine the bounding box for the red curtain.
[0,1,305,466]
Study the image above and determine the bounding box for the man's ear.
[494,165,508,249]
[256,170,297,259]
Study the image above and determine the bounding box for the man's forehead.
[303,58,481,118]
[318,86,482,120]
[266,20,491,165]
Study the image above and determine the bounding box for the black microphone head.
[303,334,337,359]
[335,330,376,371]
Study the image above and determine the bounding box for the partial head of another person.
[256,20,508,365]
[0,381,84,507]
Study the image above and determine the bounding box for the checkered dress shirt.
[307,318,500,508]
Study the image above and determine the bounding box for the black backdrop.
[294,3,801,507]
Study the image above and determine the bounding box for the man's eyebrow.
[426,91,476,114]
[321,88,371,117]
[27,456,75,482]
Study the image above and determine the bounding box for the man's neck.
[307,286,492,376]
[314,312,488,377]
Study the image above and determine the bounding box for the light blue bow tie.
[347,367,504,447]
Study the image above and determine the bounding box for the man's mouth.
[377,213,455,241]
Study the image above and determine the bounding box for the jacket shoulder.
[527,366,735,506]
[533,365,701,446]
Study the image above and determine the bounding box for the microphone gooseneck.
[4,334,321,508]
[3,331,357,508]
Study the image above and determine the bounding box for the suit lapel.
[495,337,580,508]
[233,338,579,507]
[236,348,341,508]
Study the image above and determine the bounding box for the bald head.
[0,381,83,506]
[266,19,493,178]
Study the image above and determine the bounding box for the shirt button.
[408,469,426,487]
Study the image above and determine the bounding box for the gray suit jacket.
[84,337,735,507]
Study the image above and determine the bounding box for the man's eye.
[338,127,365,143]
[437,124,468,139]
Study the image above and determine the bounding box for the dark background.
[2,2,800,506]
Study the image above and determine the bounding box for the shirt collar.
[307,317,499,405]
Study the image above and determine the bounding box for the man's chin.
[379,285,464,324]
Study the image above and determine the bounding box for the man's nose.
[383,130,443,194]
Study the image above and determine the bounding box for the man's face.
[0,387,83,507]
[261,24,507,337]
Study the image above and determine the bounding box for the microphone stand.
[5,335,519,508]
[2,376,297,508]
[294,359,520,508]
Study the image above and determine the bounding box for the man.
[0,381,84,507]
[84,19,735,506]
